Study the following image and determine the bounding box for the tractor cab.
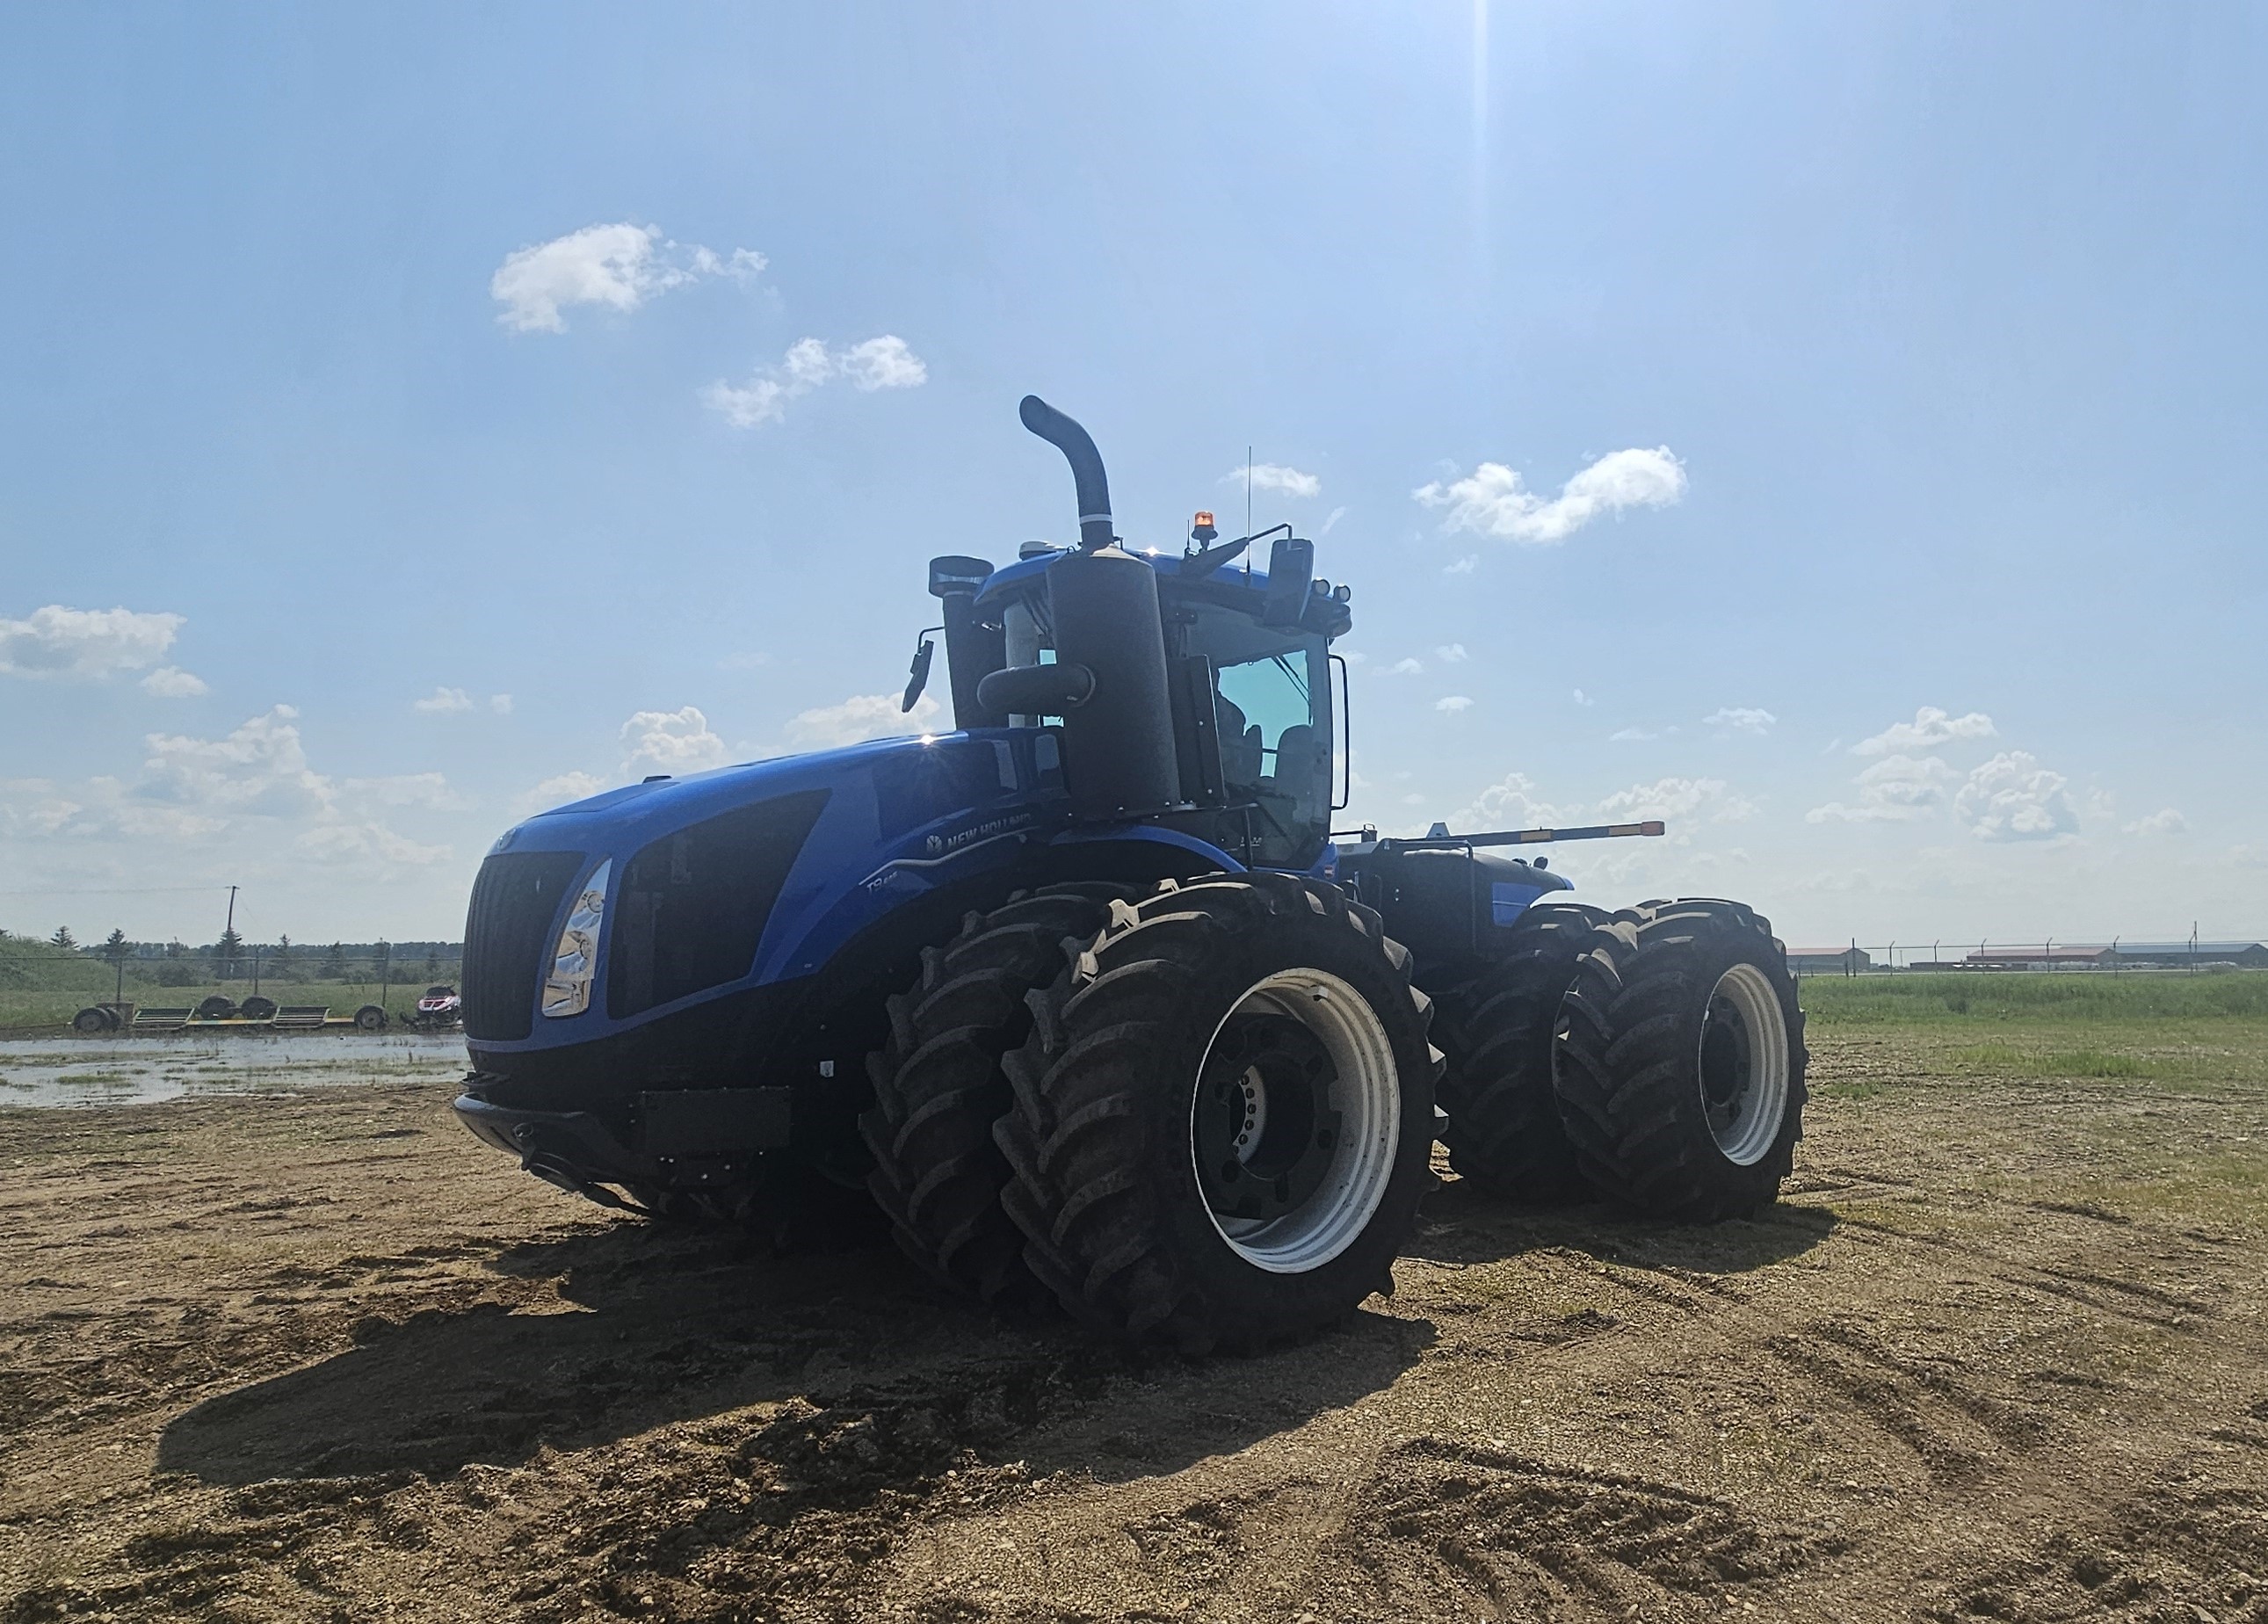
[957,535,1349,869]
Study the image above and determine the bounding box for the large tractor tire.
[1431,899,1607,1201]
[861,883,1137,1307]
[1553,899,1808,1221]
[994,874,1440,1352]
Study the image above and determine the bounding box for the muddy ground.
[3,1031,2264,1622]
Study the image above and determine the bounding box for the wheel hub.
[1194,1013,1339,1224]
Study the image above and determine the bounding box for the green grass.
[1800,969,2268,1027]
[1949,1042,2167,1079]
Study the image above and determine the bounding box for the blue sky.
[2,3,2262,950]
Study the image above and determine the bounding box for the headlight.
[541,861,610,1018]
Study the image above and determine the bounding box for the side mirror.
[1260,537,1315,627]
[900,636,936,714]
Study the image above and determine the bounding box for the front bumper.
[453,1077,794,1195]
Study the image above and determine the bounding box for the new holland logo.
[924,809,1035,860]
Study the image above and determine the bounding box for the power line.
[0,885,236,897]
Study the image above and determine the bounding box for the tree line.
[6,927,462,987]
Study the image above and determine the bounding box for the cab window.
[1189,605,1330,866]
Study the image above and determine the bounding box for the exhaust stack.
[1018,395,1115,553]
[1014,395,1182,819]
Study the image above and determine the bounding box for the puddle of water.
[0,1033,469,1108]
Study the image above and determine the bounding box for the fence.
[1786,936,2268,977]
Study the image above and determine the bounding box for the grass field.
[1796,969,2268,1091]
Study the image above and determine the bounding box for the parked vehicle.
[453,397,1807,1350]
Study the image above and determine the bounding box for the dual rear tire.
[1433,897,1808,1221]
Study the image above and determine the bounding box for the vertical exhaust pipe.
[1017,395,1183,819]
[1018,395,1115,553]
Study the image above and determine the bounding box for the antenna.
[1246,446,1253,575]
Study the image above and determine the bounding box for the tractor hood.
[462,729,1068,1054]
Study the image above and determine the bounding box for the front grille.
[462,851,585,1040]
[609,790,830,1020]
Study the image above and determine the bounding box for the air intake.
[607,790,830,1019]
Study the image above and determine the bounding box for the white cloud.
[1706,706,1776,736]
[785,691,943,749]
[1572,689,1594,707]
[1435,695,1473,714]
[621,707,730,775]
[1453,772,1569,831]
[342,772,468,811]
[1953,750,2077,842]
[1436,643,1468,663]
[2234,845,2268,870]
[413,686,474,714]
[2123,808,2185,837]
[295,823,451,866]
[141,666,207,699]
[0,605,183,679]
[518,771,608,816]
[1224,462,1321,500]
[4,709,462,892]
[1597,777,1751,823]
[1807,752,1956,823]
[1442,555,1478,576]
[1321,506,1348,536]
[839,335,929,391]
[1608,726,1659,743]
[1852,706,1996,757]
[1413,446,1686,545]
[1382,657,1424,676]
[141,706,332,819]
[704,334,928,428]
[489,693,514,714]
[490,222,764,333]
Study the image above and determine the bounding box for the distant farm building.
[2109,940,2268,968]
[1786,947,1871,975]
[1964,946,2117,969]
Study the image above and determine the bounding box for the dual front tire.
[866,873,1439,1351]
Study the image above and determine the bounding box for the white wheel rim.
[1190,968,1402,1274]
[1699,961,1791,1165]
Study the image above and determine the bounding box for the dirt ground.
[4,1031,2264,1623]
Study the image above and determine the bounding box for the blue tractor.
[454,397,1807,1351]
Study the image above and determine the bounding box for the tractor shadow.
[156,1220,1431,1491]
[1406,1173,1840,1276]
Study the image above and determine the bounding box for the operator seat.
[1267,722,1324,831]
[1215,690,1264,788]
